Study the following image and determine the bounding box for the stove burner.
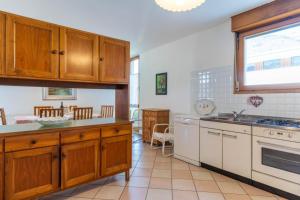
[256,119,300,128]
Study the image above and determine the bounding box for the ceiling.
[0,0,273,56]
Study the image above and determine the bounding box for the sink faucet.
[232,109,246,120]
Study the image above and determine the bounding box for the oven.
[253,135,300,184]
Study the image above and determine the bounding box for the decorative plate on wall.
[195,99,215,115]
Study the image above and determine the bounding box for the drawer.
[5,132,59,152]
[101,125,131,138]
[61,128,100,144]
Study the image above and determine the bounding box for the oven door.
[253,136,300,184]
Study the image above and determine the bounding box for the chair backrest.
[68,105,78,112]
[100,105,114,118]
[0,108,7,125]
[73,107,93,120]
[40,108,64,118]
[34,106,53,116]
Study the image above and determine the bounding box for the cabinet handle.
[51,50,58,54]
[79,133,84,139]
[53,154,58,160]
[30,140,37,145]
[223,133,237,139]
[208,131,221,136]
[59,51,65,55]
[100,57,104,62]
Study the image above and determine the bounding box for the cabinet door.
[200,128,222,169]
[5,146,59,200]
[223,131,251,178]
[0,13,5,75]
[6,15,59,79]
[101,135,131,176]
[99,37,129,83]
[61,140,99,189]
[60,28,99,81]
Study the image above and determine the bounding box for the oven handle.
[257,140,300,153]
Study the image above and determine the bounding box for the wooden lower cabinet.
[101,135,131,176]
[5,146,59,200]
[61,140,99,189]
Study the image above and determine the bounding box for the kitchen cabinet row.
[0,11,130,84]
[0,123,132,200]
[200,120,252,179]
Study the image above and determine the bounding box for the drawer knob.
[79,133,84,139]
[115,129,120,133]
[31,140,37,145]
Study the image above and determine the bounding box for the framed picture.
[156,73,167,95]
[43,88,77,100]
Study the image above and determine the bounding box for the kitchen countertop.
[0,118,132,136]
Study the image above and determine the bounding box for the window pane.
[244,23,300,86]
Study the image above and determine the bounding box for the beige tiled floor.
[41,142,287,200]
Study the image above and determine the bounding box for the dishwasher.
[174,115,201,166]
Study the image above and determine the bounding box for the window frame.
[235,15,300,93]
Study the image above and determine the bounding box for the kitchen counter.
[0,118,131,136]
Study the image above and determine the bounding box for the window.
[130,56,140,114]
[236,17,300,92]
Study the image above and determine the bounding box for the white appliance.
[252,126,300,197]
[174,114,201,166]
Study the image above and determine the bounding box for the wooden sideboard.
[142,109,169,143]
[0,11,130,85]
[0,119,132,200]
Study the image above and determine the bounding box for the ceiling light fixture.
[155,0,206,12]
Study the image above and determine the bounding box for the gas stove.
[256,119,300,129]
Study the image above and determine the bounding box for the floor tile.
[191,171,214,180]
[132,168,152,177]
[224,194,251,200]
[94,185,124,200]
[149,177,172,189]
[127,177,150,188]
[136,161,154,169]
[173,190,199,200]
[212,173,236,182]
[250,196,278,200]
[146,189,172,200]
[189,165,209,172]
[71,184,101,198]
[194,180,220,193]
[198,192,225,200]
[105,175,127,186]
[217,182,246,194]
[120,187,148,200]
[240,183,274,196]
[172,162,190,170]
[172,179,196,191]
[151,169,171,178]
[154,162,172,170]
[172,169,192,179]
[155,156,171,163]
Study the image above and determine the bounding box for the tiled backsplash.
[191,66,300,118]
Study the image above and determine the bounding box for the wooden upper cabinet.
[5,15,59,79]
[101,134,131,176]
[99,37,130,83]
[60,28,99,82]
[61,140,99,189]
[5,146,59,200]
[0,13,5,75]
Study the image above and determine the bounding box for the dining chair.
[100,105,114,118]
[73,107,93,120]
[39,108,64,118]
[68,105,78,112]
[34,106,53,116]
[0,108,7,125]
[150,123,174,157]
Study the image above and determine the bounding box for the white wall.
[140,20,300,119]
[140,20,234,115]
[0,86,115,121]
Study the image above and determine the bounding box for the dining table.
[14,113,101,124]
